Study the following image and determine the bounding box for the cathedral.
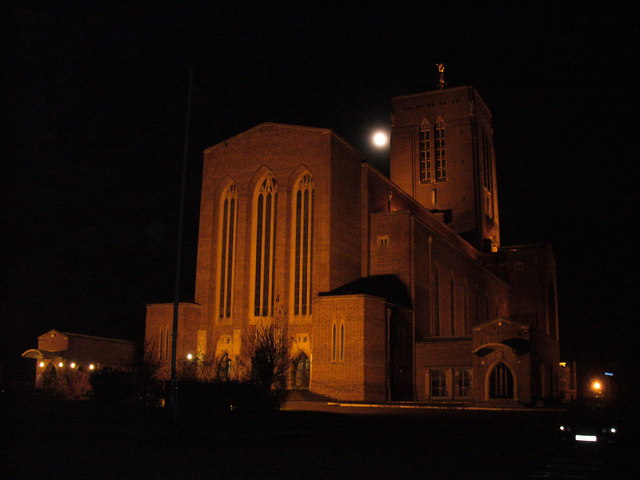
[145,81,561,405]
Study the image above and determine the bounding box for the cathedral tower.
[390,84,500,251]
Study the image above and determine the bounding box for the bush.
[89,368,136,403]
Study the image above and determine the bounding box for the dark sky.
[2,2,636,382]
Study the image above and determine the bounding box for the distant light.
[559,425,565,431]
[89,364,95,370]
[604,372,614,376]
[576,435,597,442]
[592,381,602,391]
[70,362,76,369]
[610,427,617,433]
[186,353,194,360]
[39,362,45,368]
[372,131,389,148]
[559,362,567,367]
[58,362,64,368]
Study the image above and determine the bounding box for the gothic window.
[489,363,514,399]
[331,322,337,362]
[252,174,278,317]
[218,183,237,319]
[419,119,432,183]
[435,118,447,182]
[462,281,469,335]
[339,322,345,361]
[449,273,455,336]
[292,173,314,316]
[433,265,441,336]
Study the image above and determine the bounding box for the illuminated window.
[252,174,278,317]
[292,173,314,316]
[419,119,432,183]
[430,369,449,398]
[435,119,447,182]
[217,183,238,319]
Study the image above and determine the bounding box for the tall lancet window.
[253,174,278,317]
[449,273,455,337]
[435,118,447,182]
[419,119,432,183]
[433,264,441,336]
[218,183,238,319]
[292,172,314,316]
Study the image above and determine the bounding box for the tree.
[245,322,292,393]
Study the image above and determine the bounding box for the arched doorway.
[217,353,231,381]
[42,364,58,390]
[489,362,514,399]
[292,352,310,389]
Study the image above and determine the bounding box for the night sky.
[3,3,636,384]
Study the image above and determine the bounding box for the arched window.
[419,119,432,183]
[218,183,237,319]
[435,118,447,182]
[252,174,278,317]
[331,322,337,362]
[339,321,345,361]
[449,273,455,336]
[489,362,514,399]
[433,265,441,336]
[293,352,310,389]
[463,280,469,335]
[292,172,314,316]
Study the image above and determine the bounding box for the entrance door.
[489,362,514,399]
[292,352,310,389]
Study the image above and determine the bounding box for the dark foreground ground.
[2,392,638,479]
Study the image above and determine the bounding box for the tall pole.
[170,67,194,420]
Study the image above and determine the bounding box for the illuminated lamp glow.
[592,381,602,390]
[372,131,389,148]
[610,427,617,433]
[186,353,194,360]
[89,364,95,370]
[70,362,76,369]
[58,362,64,368]
[39,362,45,368]
[576,435,597,442]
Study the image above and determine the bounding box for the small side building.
[22,330,138,392]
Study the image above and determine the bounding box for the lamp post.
[169,67,194,421]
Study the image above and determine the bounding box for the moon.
[372,131,389,148]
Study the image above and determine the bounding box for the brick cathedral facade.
[145,85,561,405]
